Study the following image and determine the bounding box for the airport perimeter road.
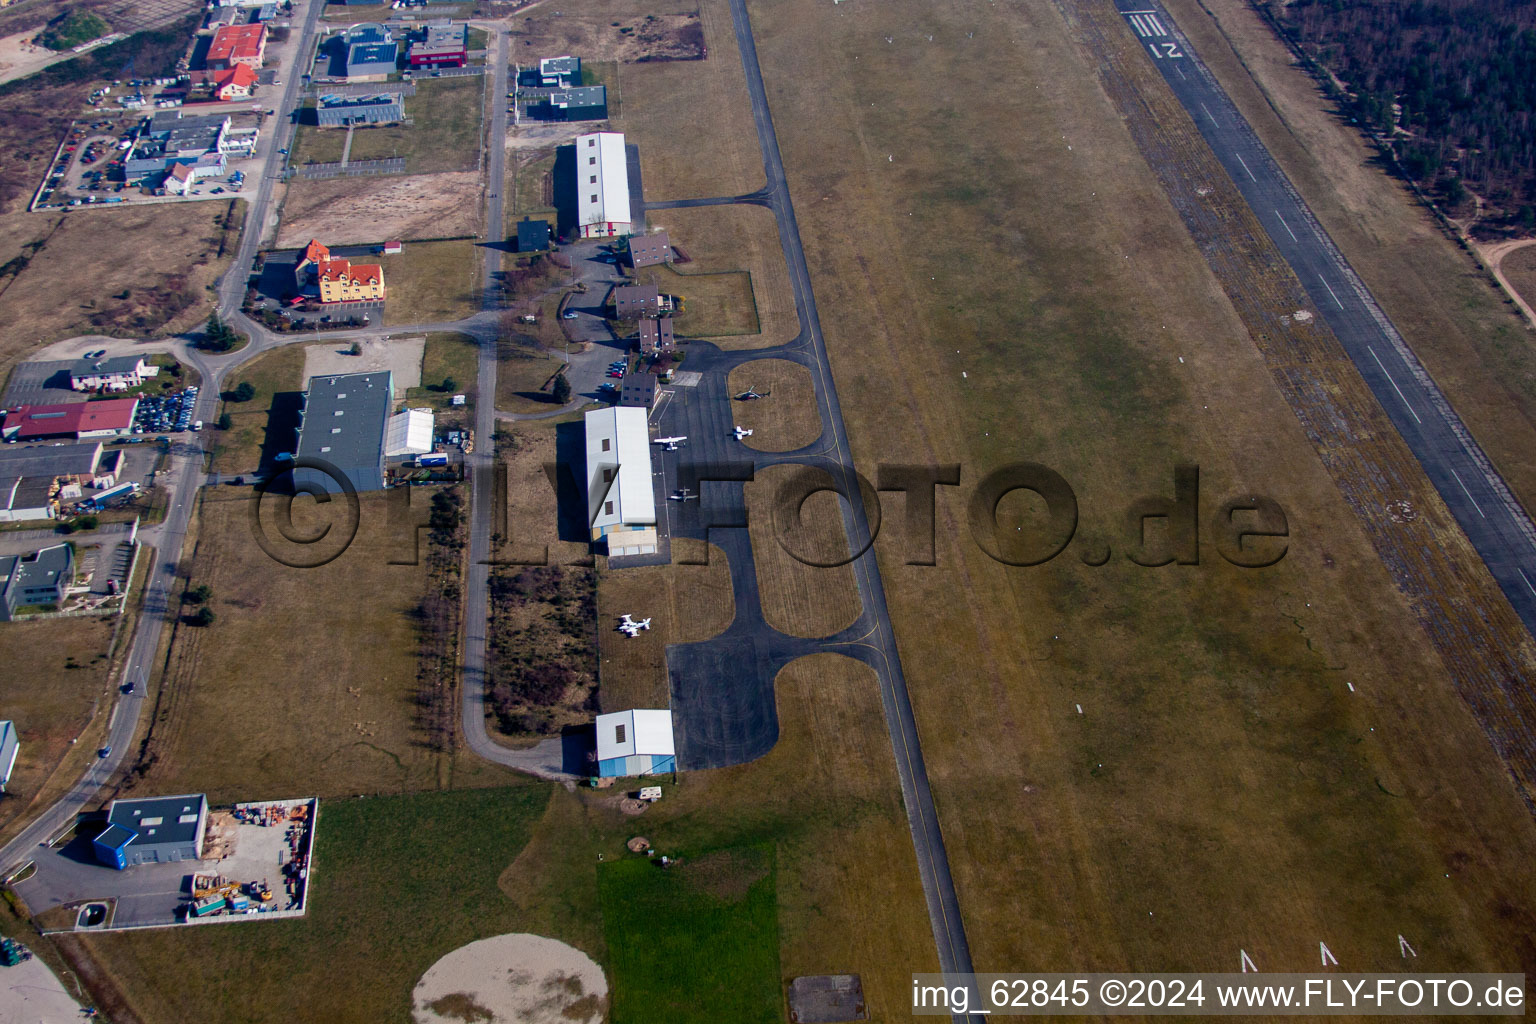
[725,0,979,996]
[1113,0,1536,634]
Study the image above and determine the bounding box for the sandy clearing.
[277,172,482,248]
[411,933,607,1024]
[0,950,86,1023]
[302,335,424,392]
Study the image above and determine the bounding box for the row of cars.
[133,387,201,434]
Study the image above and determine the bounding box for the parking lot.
[131,385,201,434]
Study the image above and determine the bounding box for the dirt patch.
[509,12,704,64]
[1498,242,1536,319]
[683,847,770,902]
[277,172,482,248]
[411,934,606,1024]
[302,335,424,391]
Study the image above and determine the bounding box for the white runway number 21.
[1150,42,1183,59]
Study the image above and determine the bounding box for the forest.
[1257,0,1536,234]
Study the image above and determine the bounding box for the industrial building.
[0,476,56,523]
[0,721,16,793]
[125,111,234,179]
[611,283,662,319]
[294,371,394,493]
[0,544,75,619]
[207,23,267,69]
[316,92,403,126]
[1,399,139,441]
[383,407,434,457]
[0,443,104,478]
[515,216,550,253]
[68,356,154,392]
[594,710,676,777]
[627,231,671,269]
[575,132,631,238]
[345,40,398,80]
[531,55,580,87]
[535,85,607,122]
[406,22,467,69]
[637,316,675,355]
[92,794,209,870]
[584,406,656,556]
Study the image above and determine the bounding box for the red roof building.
[213,62,258,100]
[207,24,266,70]
[2,399,139,441]
[316,259,387,302]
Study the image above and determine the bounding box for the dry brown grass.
[496,653,938,1021]
[640,203,795,349]
[744,465,862,639]
[595,538,734,712]
[0,614,118,844]
[507,10,703,64]
[211,344,305,476]
[1502,244,1536,315]
[382,240,479,326]
[726,359,821,451]
[0,203,239,373]
[276,173,483,249]
[130,490,516,803]
[600,0,762,199]
[1164,0,1536,518]
[747,0,1536,976]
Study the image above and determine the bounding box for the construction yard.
[275,173,484,249]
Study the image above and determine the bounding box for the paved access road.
[1113,0,1536,634]
[712,0,981,997]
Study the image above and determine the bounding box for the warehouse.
[1,399,139,441]
[0,476,56,523]
[92,794,209,870]
[575,131,631,238]
[0,443,104,479]
[584,406,656,555]
[316,92,403,125]
[294,371,394,494]
[594,710,676,777]
[345,41,398,80]
[383,407,434,457]
[0,544,75,619]
[0,721,16,793]
[535,85,607,122]
[407,22,467,68]
[207,23,266,70]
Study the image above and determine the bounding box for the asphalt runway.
[1113,0,1536,634]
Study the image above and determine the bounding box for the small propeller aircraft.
[653,435,687,450]
[733,426,753,439]
[618,614,652,637]
[734,385,770,401]
[668,488,699,502]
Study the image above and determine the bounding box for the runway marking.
[1369,345,1422,425]
[1320,277,1345,310]
[1520,569,1536,598]
[1274,209,1298,242]
[1199,101,1218,126]
[1234,153,1256,181]
[1449,468,1485,518]
[1173,63,1186,80]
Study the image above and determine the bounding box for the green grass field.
[382,241,478,325]
[210,345,304,475]
[599,846,782,1024]
[80,786,552,1024]
[346,77,484,175]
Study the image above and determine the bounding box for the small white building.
[0,720,17,793]
[584,406,655,556]
[594,710,675,778]
[69,356,154,392]
[575,131,631,238]
[383,407,434,457]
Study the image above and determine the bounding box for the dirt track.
[277,172,482,248]
[508,11,705,63]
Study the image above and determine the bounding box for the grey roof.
[1,545,73,600]
[540,56,580,76]
[516,216,550,252]
[0,443,103,478]
[107,793,207,847]
[296,371,393,470]
[149,110,230,135]
[545,85,606,113]
[9,476,54,509]
[619,374,655,407]
[68,355,143,379]
[317,93,402,125]
[343,23,391,45]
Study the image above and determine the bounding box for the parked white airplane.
[653,436,687,445]
[668,488,698,501]
[733,426,753,439]
[619,614,652,636]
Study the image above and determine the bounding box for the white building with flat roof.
[383,407,434,457]
[594,709,675,777]
[584,406,655,556]
[575,131,631,238]
[0,720,17,793]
